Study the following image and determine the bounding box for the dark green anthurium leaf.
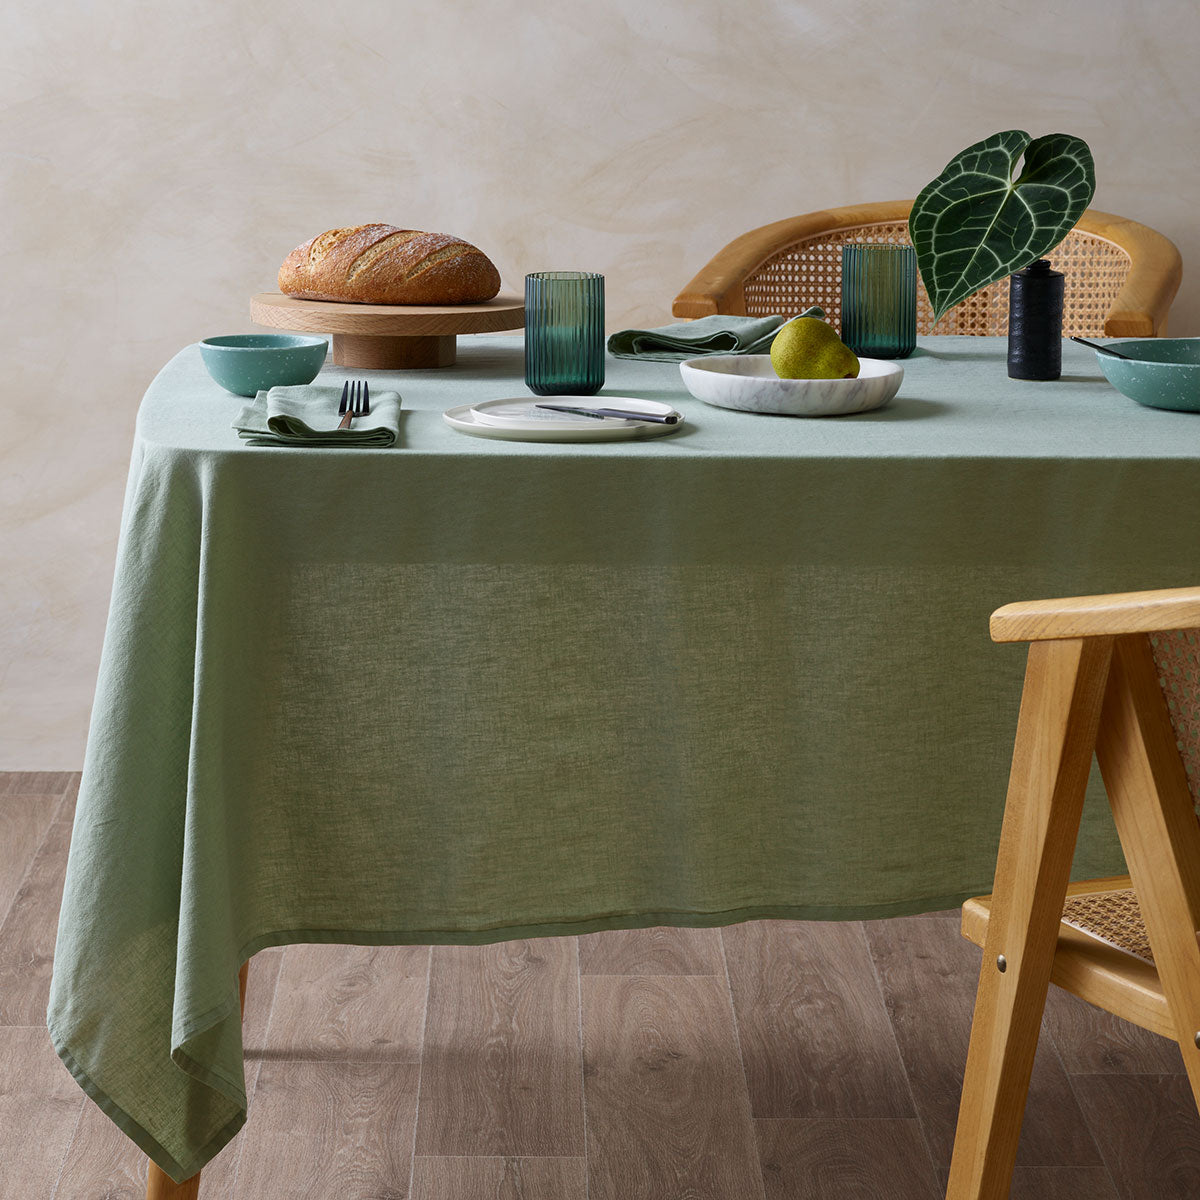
[909,130,1096,324]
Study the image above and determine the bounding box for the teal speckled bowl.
[200,334,328,397]
[1097,338,1200,412]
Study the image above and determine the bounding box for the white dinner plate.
[444,396,684,442]
[473,398,622,428]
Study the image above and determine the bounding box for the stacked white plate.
[443,396,684,442]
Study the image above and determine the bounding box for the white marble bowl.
[679,354,903,416]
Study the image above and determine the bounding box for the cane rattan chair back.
[947,589,1200,1200]
[1053,628,1200,967]
[673,201,1181,338]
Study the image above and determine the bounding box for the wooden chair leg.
[946,636,1112,1200]
[144,960,251,1200]
[1097,635,1200,1105]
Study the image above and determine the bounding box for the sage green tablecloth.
[50,336,1200,1180]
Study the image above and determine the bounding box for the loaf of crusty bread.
[278,224,502,305]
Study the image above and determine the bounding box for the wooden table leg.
[144,960,251,1200]
[146,1165,201,1200]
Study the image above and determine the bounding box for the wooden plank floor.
[4,772,1200,1199]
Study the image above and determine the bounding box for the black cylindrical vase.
[1007,259,1064,381]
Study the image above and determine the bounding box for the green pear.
[769,317,860,380]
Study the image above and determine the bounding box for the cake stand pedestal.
[249,293,525,369]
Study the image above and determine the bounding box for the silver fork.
[337,380,371,429]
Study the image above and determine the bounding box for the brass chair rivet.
[1194,1032,1200,1049]
[996,955,1007,973]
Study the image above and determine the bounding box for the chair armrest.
[672,201,915,319]
[991,587,1200,643]
[1082,210,1183,337]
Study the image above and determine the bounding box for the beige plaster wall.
[2,0,1197,767]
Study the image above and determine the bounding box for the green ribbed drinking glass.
[524,272,605,396]
[840,244,917,359]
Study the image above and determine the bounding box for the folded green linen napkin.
[606,307,824,361]
[234,384,402,447]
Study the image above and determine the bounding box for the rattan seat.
[968,878,1157,960]
[673,200,1181,338]
[1060,885,1155,962]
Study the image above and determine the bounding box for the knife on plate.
[536,404,681,425]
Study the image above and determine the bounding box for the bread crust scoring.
[278,224,502,305]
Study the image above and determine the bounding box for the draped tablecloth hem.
[47,1020,247,1184]
[170,1045,248,1111]
[227,887,990,961]
[53,889,998,1179]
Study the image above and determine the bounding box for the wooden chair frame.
[672,201,1182,337]
[946,587,1200,1199]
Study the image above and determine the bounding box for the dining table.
[48,333,1200,1183]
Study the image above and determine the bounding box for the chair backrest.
[1053,628,1200,965]
[674,202,1181,337]
[743,218,1131,338]
[1150,629,1200,806]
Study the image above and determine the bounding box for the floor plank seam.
[577,971,721,978]
[1067,1069,1184,1079]
[573,937,591,1200]
[47,1090,87,1199]
[405,944,434,1200]
[249,1051,428,1063]
[755,1114,963,1123]
[716,925,768,1200]
[52,774,82,824]
[229,1055,266,1191]
[0,803,60,937]
[1056,1059,1129,1200]
[229,950,288,1199]
[253,948,288,1048]
[861,918,945,1184]
[412,1154,588,1160]
[1043,1005,1115,1182]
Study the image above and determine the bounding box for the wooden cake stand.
[249,292,525,369]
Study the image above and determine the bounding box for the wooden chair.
[672,201,1181,338]
[946,587,1200,1199]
